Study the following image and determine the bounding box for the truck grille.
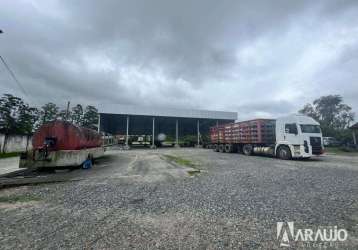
[310,137,322,155]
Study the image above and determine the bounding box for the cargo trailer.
[210,114,323,159]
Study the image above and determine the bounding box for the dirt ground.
[0,148,358,249]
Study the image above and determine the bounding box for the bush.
[340,146,358,152]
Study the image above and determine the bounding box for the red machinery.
[20,121,104,169]
[32,121,102,150]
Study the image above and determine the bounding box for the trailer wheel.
[213,144,218,152]
[218,144,224,153]
[243,144,253,156]
[277,146,292,160]
[224,144,232,153]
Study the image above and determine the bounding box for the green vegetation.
[163,154,202,176]
[0,194,41,203]
[325,147,358,156]
[0,93,99,134]
[187,169,201,176]
[299,95,355,144]
[0,94,37,134]
[0,152,21,159]
[161,135,208,147]
[164,154,196,167]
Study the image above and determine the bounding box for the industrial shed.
[97,104,237,147]
[350,122,358,146]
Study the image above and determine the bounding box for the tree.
[0,94,22,134]
[82,105,98,130]
[0,94,100,134]
[58,109,69,121]
[17,104,38,134]
[300,95,354,130]
[0,94,38,134]
[71,104,83,126]
[299,95,355,140]
[39,103,59,125]
[299,104,319,121]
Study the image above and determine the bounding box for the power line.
[0,55,29,97]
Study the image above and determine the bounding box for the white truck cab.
[275,114,323,159]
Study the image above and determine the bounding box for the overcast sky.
[1,0,357,120]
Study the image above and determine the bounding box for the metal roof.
[350,122,358,130]
[98,104,237,120]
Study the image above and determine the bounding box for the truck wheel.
[224,144,232,153]
[243,144,253,156]
[219,144,224,153]
[277,146,292,160]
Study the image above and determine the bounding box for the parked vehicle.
[323,137,340,147]
[20,121,104,169]
[210,114,323,159]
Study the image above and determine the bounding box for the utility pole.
[97,113,101,133]
[65,101,70,121]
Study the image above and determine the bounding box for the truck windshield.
[300,124,321,133]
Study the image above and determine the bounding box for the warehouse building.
[98,104,237,147]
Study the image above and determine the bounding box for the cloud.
[0,0,357,119]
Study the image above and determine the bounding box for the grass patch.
[325,147,358,156]
[0,194,41,203]
[187,169,201,176]
[163,154,196,167]
[0,152,21,159]
[163,154,202,176]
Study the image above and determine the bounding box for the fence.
[0,134,32,153]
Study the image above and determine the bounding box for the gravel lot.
[1,148,358,249]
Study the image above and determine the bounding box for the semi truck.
[210,114,323,159]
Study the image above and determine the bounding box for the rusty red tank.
[32,121,102,150]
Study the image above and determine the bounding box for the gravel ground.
[0,157,19,176]
[0,148,358,249]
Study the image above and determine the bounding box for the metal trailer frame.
[210,119,276,154]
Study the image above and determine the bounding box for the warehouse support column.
[125,115,129,148]
[175,119,179,147]
[151,117,156,149]
[353,130,357,146]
